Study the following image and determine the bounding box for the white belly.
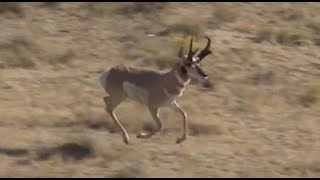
[123,81,149,104]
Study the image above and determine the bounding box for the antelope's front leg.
[137,106,163,139]
[172,101,188,144]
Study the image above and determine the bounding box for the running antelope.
[99,37,212,144]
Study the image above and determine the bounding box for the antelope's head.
[178,36,212,83]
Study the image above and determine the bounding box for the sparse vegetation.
[41,2,60,8]
[307,21,320,46]
[0,147,29,157]
[0,2,319,178]
[231,46,256,63]
[284,161,320,177]
[14,44,36,68]
[276,28,309,46]
[307,21,320,33]
[233,20,255,33]
[0,72,3,86]
[255,27,275,43]
[36,141,95,161]
[0,2,24,16]
[255,27,310,46]
[115,2,169,16]
[153,56,176,70]
[87,2,168,17]
[299,82,320,107]
[46,49,74,66]
[0,37,36,68]
[277,8,306,21]
[189,123,226,136]
[213,5,238,23]
[85,2,117,17]
[72,106,116,132]
[313,37,320,46]
[111,166,146,178]
[166,23,204,37]
[250,70,275,85]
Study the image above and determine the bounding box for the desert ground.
[0,2,319,177]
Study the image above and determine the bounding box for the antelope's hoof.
[176,137,186,144]
[137,132,152,139]
[122,134,130,145]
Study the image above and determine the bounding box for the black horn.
[196,36,212,62]
[187,37,200,61]
[187,37,194,59]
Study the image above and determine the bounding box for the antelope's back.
[100,65,163,94]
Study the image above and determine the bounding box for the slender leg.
[104,96,130,144]
[137,106,163,138]
[172,101,188,144]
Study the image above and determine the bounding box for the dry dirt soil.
[0,2,319,178]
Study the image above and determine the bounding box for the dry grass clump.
[254,27,275,43]
[0,2,24,17]
[159,23,204,38]
[0,36,36,68]
[189,122,227,136]
[87,2,168,17]
[307,20,320,46]
[115,2,168,16]
[298,82,320,107]
[213,5,238,23]
[0,35,74,69]
[255,27,310,45]
[276,7,306,21]
[233,20,255,33]
[110,166,147,178]
[275,28,310,46]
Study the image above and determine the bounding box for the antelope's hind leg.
[104,96,130,144]
[137,106,163,139]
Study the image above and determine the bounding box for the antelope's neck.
[162,65,190,96]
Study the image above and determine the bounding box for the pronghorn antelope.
[99,37,212,144]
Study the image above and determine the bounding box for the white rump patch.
[99,71,110,90]
[123,82,149,104]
